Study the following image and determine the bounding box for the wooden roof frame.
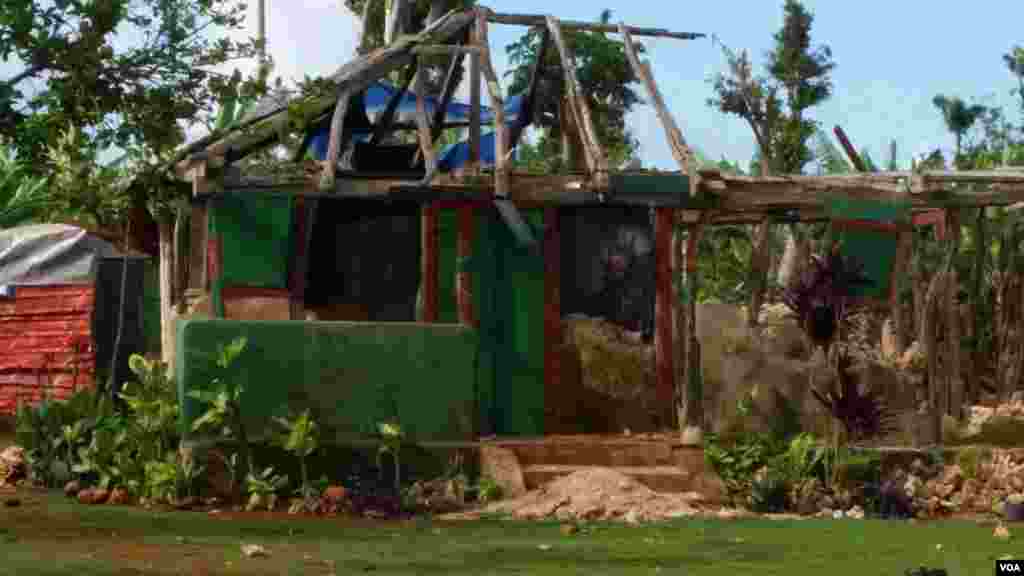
[169,6,1024,222]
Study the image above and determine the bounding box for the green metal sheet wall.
[176,319,478,444]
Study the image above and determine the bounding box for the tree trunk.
[158,217,176,369]
[746,221,772,327]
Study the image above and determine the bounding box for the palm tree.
[932,95,987,159]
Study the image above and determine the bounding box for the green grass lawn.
[0,489,1022,575]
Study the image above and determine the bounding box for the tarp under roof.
[0,224,121,287]
[306,81,528,172]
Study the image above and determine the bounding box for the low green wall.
[175,319,479,444]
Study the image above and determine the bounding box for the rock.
[817,508,833,518]
[241,544,269,558]
[832,509,844,519]
[64,480,81,498]
[1011,391,1024,404]
[847,505,865,520]
[905,475,924,500]
[288,499,305,515]
[994,523,1012,540]
[624,509,641,524]
[323,485,347,503]
[77,488,97,505]
[479,446,527,499]
[560,524,579,536]
[108,488,130,505]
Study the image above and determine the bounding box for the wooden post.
[430,27,471,144]
[421,202,439,323]
[946,209,962,419]
[188,203,208,290]
[158,215,176,368]
[289,196,317,320]
[967,208,987,404]
[682,221,704,445]
[672,222,685,430]
[413,60,438,184]
[546,16,608,189]
[475,9,509,198]
[319,88,352,191]
[468,15,482,174]
[456,204,475,326]
[543,208,562,411]
[370,65,417,144]
[654,208,675,408]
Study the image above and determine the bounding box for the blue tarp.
[309,82,527,172]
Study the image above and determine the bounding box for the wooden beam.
[681,219,704,444]
[370,64,417,145]
[412,44,482,56]
[420,202,439,322]
[430,28,471,144]
[188,202,208,290]
[476,10,509,198]
[620,24,693,190]
[654,207,675,408]
[833,126,869,172]
[508,26,549,151]
[413,60,438,185]
[288,196,317,320]
[546,16,608,189]
[487,11,705,41]
[319,87,353,191]
[469,15,482,174]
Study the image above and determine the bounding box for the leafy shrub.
[704,432,786,499]
[956,446,987,479]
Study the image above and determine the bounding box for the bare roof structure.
[169,5,1024,223]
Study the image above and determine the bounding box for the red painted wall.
[0,285,96,414]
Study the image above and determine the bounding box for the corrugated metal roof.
[0,285,96,414]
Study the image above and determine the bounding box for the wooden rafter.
[508,26,548,152]
[430,27,472,144]
[546,16,608,189]
[319,86,353,191]
[476,9,509,198]
[620,24,695,195]
[486,11,704,41]
[413,60,438,185]
[370,64,417,144]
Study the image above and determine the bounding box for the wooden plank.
[158,218,176,368]
[543,207,562,407]
[420,202,439,322]
[654,207,674,406]
[546,15,608,188]
[476,10,509,198]
[833,126,869,172]
[620,25,694,190]
[487,11,705,40]
[456,205,475,326]
[682,219,704,444]
[188,202,208,290]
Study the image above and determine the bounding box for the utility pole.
[257,0,267,64]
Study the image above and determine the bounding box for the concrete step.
[522,464,697,494]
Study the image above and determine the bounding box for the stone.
[479,446,527,499]
[560,524,579,536]
[323,485,347,503]
[246,493,264,512]
[847,505,865,520]
[108,488,130,505]
[905,475,924,499]
[994,523,1012,540]
[881,319,898,361]
[64,480,81,498]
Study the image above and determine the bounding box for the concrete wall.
[175,319,479,444]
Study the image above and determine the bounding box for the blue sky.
[235,0,1024,171]
[3,1,1023,171]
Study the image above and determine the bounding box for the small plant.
[187,337,251,501]
[119,354,179,462]
[375,421,405,495]
[811,351,896,443]
[704,432,786,499]
[143,453,179,504]
[1008,494,1024,505]
[245,466,289,511]
[274,410,319,501]
[477,475,503,503]
[956,446,985,480]
[177,450,205,500]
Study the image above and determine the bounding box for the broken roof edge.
[168,6,706,182]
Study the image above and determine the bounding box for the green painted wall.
[175,319,479,444]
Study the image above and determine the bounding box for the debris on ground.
[0,445,24,486]
[994,523,1011,540]
[240,544,269,558]
[447,467,708,523]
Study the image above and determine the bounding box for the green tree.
[709,0,835,175]
[0,0,266,173]
[932,95,988,161]
[505,9,642,172]
[0,142,48,229]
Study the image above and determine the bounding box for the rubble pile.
[0,445,24,486]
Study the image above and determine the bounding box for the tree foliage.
[932,94,988,159]
[506,9,642,172]
[708,0,834,175]
[0,0,265,176]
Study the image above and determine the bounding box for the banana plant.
[0,145,49,229]
[274,410,319,501]
[245,466,289,511]
[375,421,405,495]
